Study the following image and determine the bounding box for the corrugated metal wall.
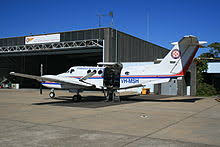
[0,28,105,47]
[60,28,104,41]
[104,28,169,62]
[0,37,24,46]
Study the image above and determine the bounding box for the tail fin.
[158,35,206,76]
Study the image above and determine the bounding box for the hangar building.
[0,27,196,96]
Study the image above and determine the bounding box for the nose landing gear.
[49,89,55,98]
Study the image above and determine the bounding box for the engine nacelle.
[103,63,123,89]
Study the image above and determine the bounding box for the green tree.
[207,42,220,57]
[195,43,218,96]
[194,55,208,83]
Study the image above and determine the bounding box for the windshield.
[70,69,75,73]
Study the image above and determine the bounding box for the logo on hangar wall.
[171,49,181,59]
[26,38,34,43]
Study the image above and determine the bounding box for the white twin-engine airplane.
[10,35,206,102]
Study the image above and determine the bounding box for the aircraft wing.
[10,72,96,89]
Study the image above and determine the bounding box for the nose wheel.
[49,89,55,98]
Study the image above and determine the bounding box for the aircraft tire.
[72,95,82,102]
[49,92,55,98]
[77,95,82,101]
[108,92,113,101]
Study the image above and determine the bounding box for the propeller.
[40,82,43,94]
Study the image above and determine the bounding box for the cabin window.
[93,70,97,74]
[70,69,75,73]
[125,71,130,75]
[98,70,103,75]
[87,70,91,73]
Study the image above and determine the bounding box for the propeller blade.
[40,83,43,94]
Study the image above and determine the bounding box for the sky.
[0,0,220,56]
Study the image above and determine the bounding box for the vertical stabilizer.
[157,35,206,76]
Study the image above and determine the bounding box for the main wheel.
[72,95,82,102]
[49,92,55,98]
[77,95,82,101]
[106,91,113,102]
[108,92,113,101]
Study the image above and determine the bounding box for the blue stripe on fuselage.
[41,83,61,85]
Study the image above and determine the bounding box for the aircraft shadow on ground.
[32,95,204,108]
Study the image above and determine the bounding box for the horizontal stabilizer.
[119,84,143,90]
[97,62,117,66]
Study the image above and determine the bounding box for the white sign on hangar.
[25,34,60,44]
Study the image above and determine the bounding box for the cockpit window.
[70,69,75,73]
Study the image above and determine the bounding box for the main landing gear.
[72,90,82,102]
[105,90,120,102]
[49,89,55,98]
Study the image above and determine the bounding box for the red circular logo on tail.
[171,49,181,59]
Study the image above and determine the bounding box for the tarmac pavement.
[0,89,220,147]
